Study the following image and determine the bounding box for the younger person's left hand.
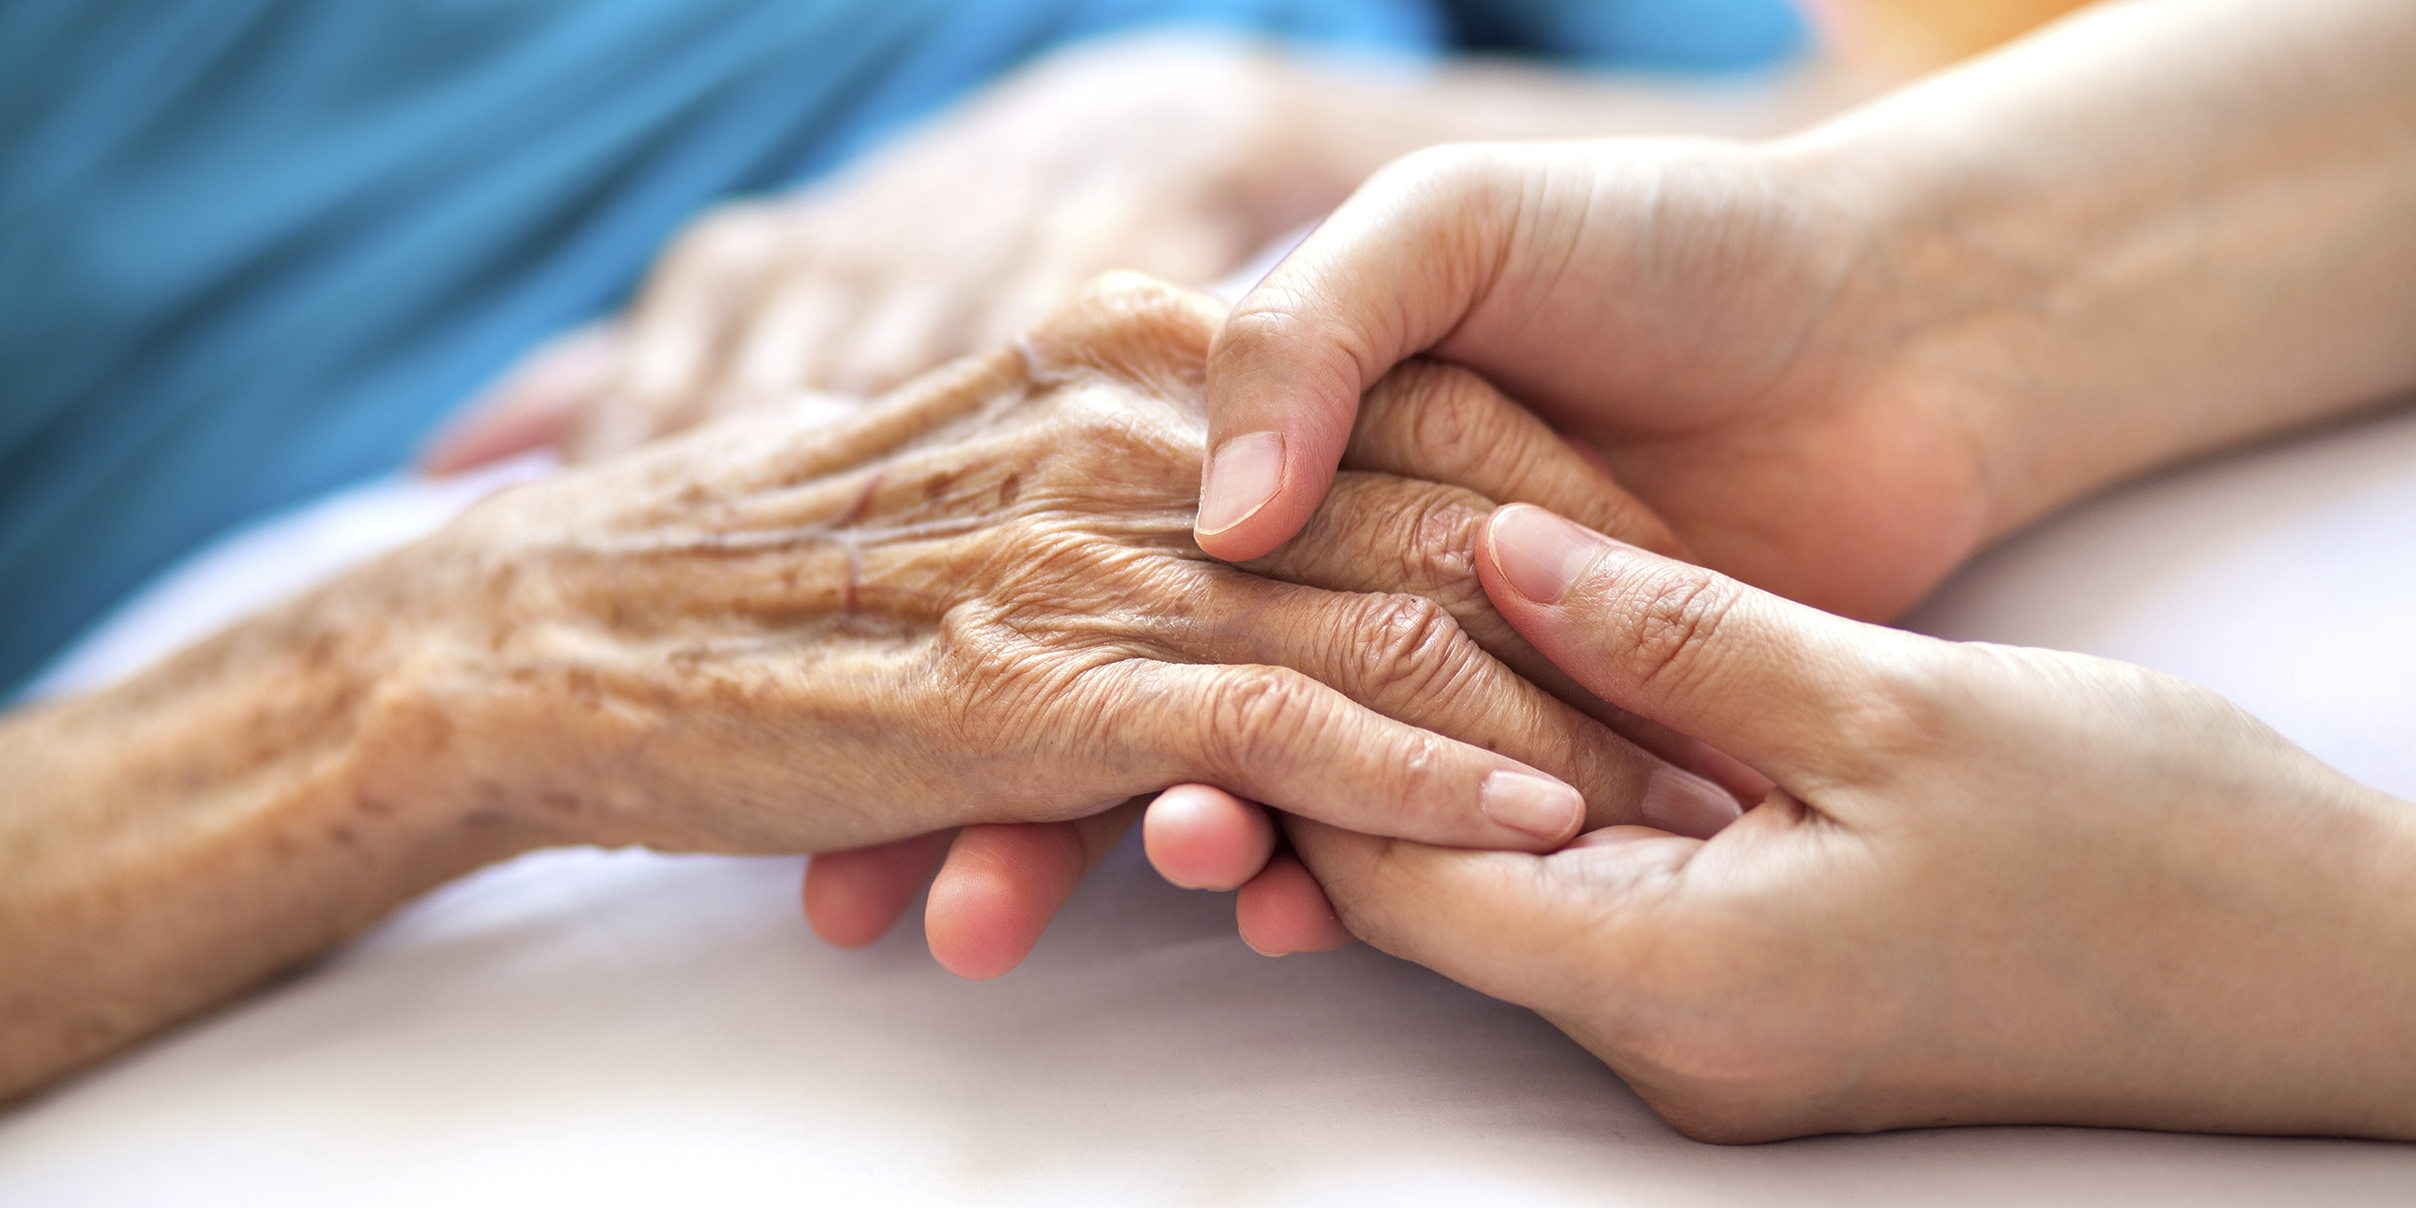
[1247,504,2416,1141]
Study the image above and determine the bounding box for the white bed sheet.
[4,397,2413,1205]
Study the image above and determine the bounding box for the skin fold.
[845,0,2416,978]
[0,275,1726,1102]
[1105,0,2416,1141]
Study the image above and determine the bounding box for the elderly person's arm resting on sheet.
[1143,0,2416,1142]
[0,276,1708,1102]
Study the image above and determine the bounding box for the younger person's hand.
[806,346,1743,979]
[1281,504,2416,1141]
[1193,136,1993,623]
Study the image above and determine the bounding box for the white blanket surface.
[4,391,2412,1206]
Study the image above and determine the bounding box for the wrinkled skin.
[0,273,1727,1098]
[382,276,1699,859]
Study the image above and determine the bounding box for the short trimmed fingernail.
[1639,766,1744,837]
[1198,431,1286,535]
[1479,770,1585,841]
[1490,505,1613,605]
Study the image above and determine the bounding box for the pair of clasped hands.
[442,130,2415,1143]
[422,0,2416,1143]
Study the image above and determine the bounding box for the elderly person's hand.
[1290,506,2416,1143]
[0,275,1724,1098]
[803,326,1749,976]
[416,35,1867,476]
[393,276,1683,855]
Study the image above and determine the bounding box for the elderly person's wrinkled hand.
[418,38,1365,473]
[383,277,1689,858]
[1,274,1730,1096]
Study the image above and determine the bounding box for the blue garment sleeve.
[0,0,1804,694]
[0,0,1447,694]
[1443,0,1806,71]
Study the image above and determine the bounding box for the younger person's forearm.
[1786,0,2416,533]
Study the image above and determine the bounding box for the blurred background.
[0,0,2092,698]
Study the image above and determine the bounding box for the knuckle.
[1616,565,1744,701]
[1380,143,1498,195]
[1381,485,1487,604]
[1350,592,1476,701]
[1025,273,1219,384]
[1394,361,1508,474]
[1816,651,1956,776]
[1203,665,1325,771]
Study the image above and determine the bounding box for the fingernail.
[1639,766,1744,837]
[1479,770,1584,841]
[1489,505,1612,604]
[1197,431,1286,535]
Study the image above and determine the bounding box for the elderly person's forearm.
[0,558,549,1101]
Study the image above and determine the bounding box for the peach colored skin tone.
[824,0,2416,979]
[1120,0,2416,1141]
[1291,505,2416,1143]
[1161,0,2416,920]
[418,33,1872,972]
[0,276,1749,1102]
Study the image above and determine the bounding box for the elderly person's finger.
[835,278,968,397]
[1168,572,1706,836]
[1089,657,1588,849]
[420,323,619,475]
[726,258,858,403]
[1243,473,1766,806]
[585,201,787,459]
[1343,360,1685,559]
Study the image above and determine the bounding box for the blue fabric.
[1445,0,1804,70]
[0,0,1801,694]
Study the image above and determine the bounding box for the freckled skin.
[0,274,1683,1100]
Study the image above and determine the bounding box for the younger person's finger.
[803,830,955,948]
[1235,850,1353,956]
[924,803,1143,980]
[1144,784,1276,891]
[1477,504,1928,784]
[1197,149,1522,561]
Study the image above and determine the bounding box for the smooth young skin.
[1194,0,2416,621]
[1166,0,2416,948]
[1286,505,2416,1143]
[0,276,1719,1100]
[812,0,2416,970]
